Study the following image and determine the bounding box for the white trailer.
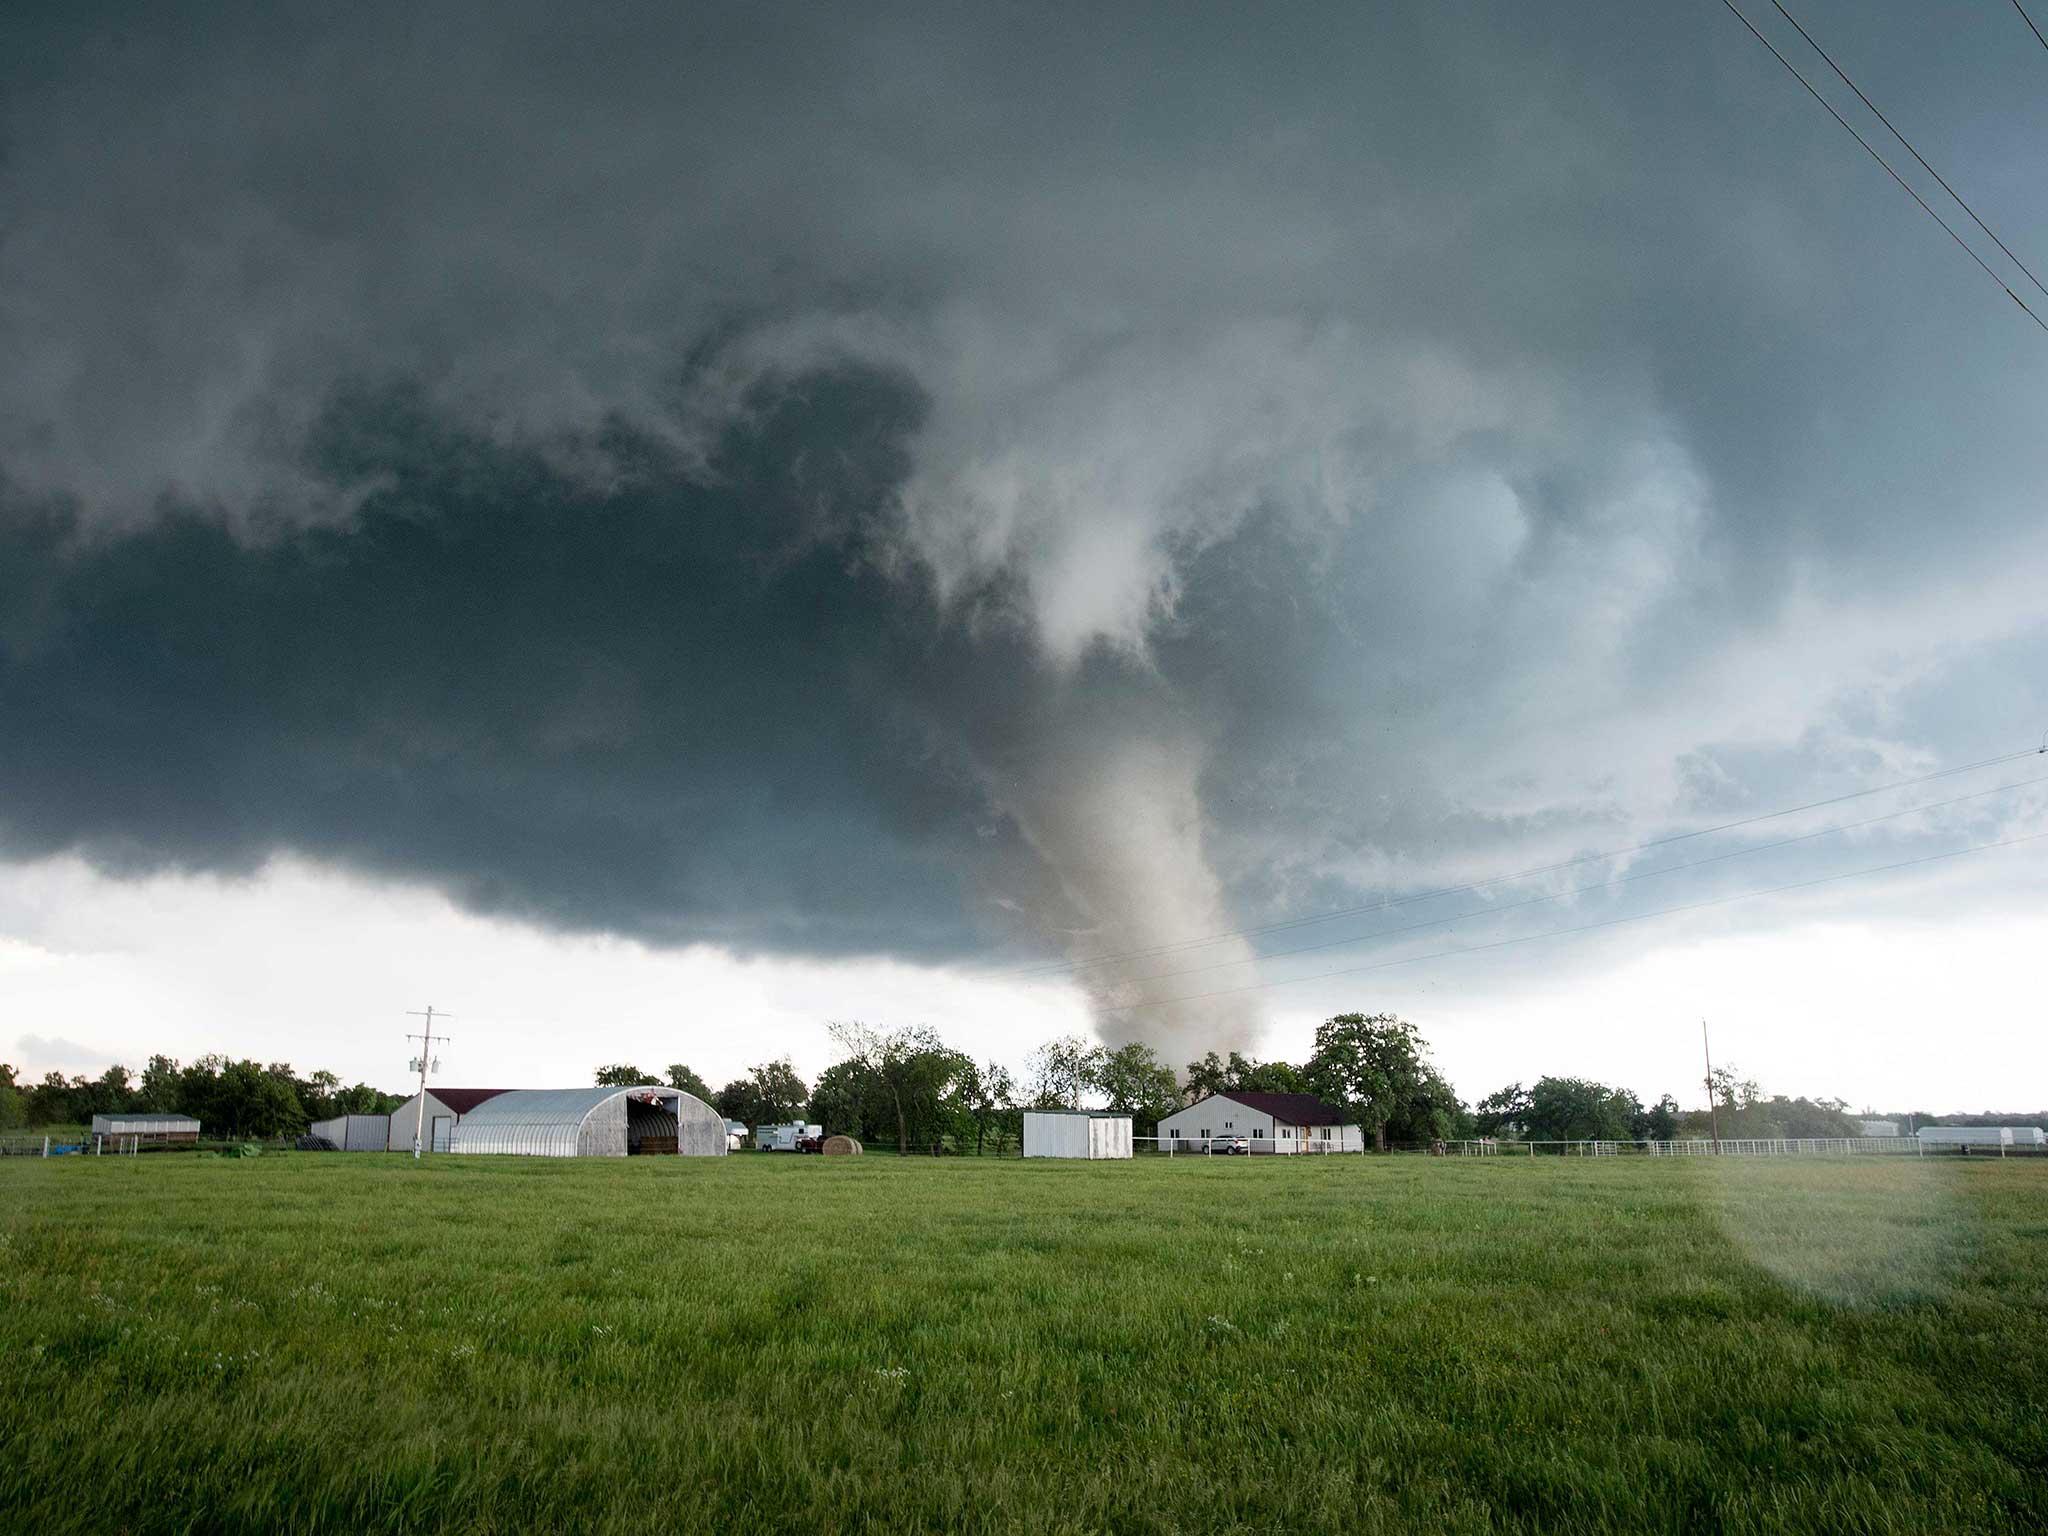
[1022,1109,1133,1159]
[1917,1125,2013,1147]
[754,1122,822,1151]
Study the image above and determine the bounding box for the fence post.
[42,1135,49,1158]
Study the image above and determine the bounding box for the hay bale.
[821,1135,863,1156]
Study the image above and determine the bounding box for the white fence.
[1132,1134,1952,1159]
[1135,1135,1368,1156]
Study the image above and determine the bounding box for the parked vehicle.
[1213,1136,1249,1155]
[796,1135,825,1153]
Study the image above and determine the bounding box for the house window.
[1223,1120,1233,1129]
[1200,1128,1209,1139]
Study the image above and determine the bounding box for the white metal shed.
[1022,1109,1133,1159]
[308,1113,389,1151]
[90,1113,200,1141]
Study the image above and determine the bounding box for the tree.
[1095,1043,1180,1133]
[198,1060,308,1139]
[954,1059,1017,1155]
[1183,1052,1231,1105]
[664,1063,715,1102]
[714,1077,763,1126]
[595,1063,655,1087]
[807,1059,880,1141]
[1305,1012,1448,1152]
[1475,1082,1533,1139]
[712,1059,811,1126]
[1524,1077,1641,1142]
[1233,1055,1309,1095]
[1386,1061,1466,1143]
[136,1055,181,1112]
[332,1082,397,1115]
[1708,1066,1762,1111]
[826,1022,970,1154]
[1636,1093,1681,1141]
[1183,1050,1305,1104]
[0,1063,21,1131]
[1025,1034,1103,1109]
[748,1058,810,1122]
[300,1069,343,1121]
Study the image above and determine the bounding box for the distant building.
[1022,1109,1133,1159]
[1857,1119,1900,1138]
[1157,1092,1365,1153]
[385,1088,512,1153]
[1917,1125,2046,1148]
[90,1113,199,1143]
[724,1119,748,1151]
[309,1113,389,1151]
[450,1087,727,1157]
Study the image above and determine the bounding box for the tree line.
[8,1010,1982,1148]
[0,1057,400,1139]
[593,1011,1874,1155]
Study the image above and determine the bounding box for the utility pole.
[405,1006,453,1161]
[1702,1018,1720,1153]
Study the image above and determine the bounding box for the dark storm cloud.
[3,0,2046,1048]
[0,369,1020,958]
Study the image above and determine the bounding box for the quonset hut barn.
[449,1086,727,1157]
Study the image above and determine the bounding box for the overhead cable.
[1765,0,2048,304]
[1721,0,2048,333]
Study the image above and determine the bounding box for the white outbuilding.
[384,1088,512,1153]
[1917,1125,2044,1149]
[90,1113,200,1144]
[1022,1109,1133,1159]
[1156,1092,1365,1153]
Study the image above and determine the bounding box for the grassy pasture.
[1,1153,2043,1535]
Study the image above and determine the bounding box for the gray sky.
[2,0,2043,1109]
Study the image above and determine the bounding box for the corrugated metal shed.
[451,1087,727,1157]
[1023,1109,1133,1159]
[308,1113,389,1151]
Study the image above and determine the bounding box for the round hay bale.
[821,1135,863,1156]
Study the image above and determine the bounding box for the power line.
[2013,0,2048,57]
[1098,826,2048,1015]
[1765,0,2048,304]
[1100,770,2048,992]
[1720,0,2048,333]
[1015,744,2042,979]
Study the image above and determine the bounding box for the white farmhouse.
[1156,1092,1364,1153]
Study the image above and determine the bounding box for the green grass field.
[2,1153,2043,1534]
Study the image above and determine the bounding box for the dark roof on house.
[422,1088,513,1115]
[1184,1091,1352,1126]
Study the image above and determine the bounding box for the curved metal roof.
[450,1086,726,1157]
